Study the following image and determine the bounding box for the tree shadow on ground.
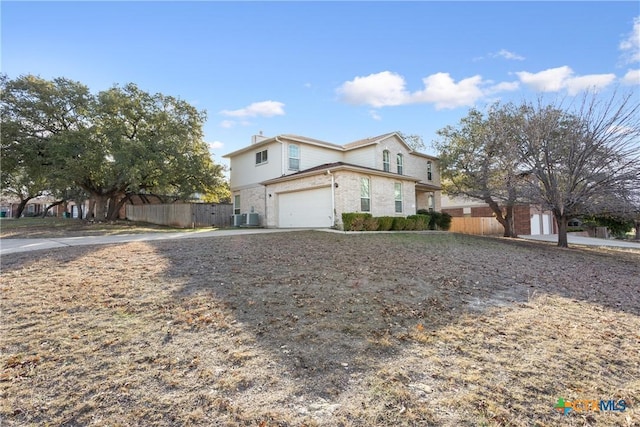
[160,231,640,401]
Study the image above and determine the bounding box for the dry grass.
[0,217,199,238]
[1,231,638,426]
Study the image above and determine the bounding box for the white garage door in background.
[278,187,332,228]
[531,213,553,235]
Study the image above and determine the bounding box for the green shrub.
[404,217,416,230]
[376,216,394,231]
[427,212,452,231]
[436,212,452,230]
[364,217,379,231]
[342,212,372,231]
[392,217,407,230]
[408,214,430,230]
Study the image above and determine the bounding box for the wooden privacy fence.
[449,217,504,236]
[125,203,233,228]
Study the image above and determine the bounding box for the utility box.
[247,213,259,226]
[233,214,247,227]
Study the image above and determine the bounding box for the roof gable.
[224,131,438,159]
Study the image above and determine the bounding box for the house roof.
[223,132,439,159]
[260,161,426,186]
[222,134,342,158]
[342,132,399,149]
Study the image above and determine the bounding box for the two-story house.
[223,132,441,229]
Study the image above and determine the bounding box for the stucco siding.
[292,144,344,172]
[229,141,283,189]
[344,145,376,168]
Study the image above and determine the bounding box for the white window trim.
[383,150,390,172]
[395,183,403,213]
[234,195,241,214]
[256,149,268,165]
[397,153,403,175]
[288,144,300,171]
[360,177,371,212]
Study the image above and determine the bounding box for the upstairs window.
[255,149,268,165]
[288,144,300,171]
[427,161,433,181]
[395,183,403,213]
[360,177,371,212]
[397,153,403,175]
[383,150,390,172]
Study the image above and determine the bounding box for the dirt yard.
[1,230,638,426]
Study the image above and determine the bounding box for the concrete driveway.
[0,228,300,255]
[519,234,640,249]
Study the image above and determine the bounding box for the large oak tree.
[1,74,226,220]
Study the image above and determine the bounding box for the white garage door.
[530,214,541,235]
[278,187,332,228]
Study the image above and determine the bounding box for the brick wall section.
[442,208,464,217]
[471,206,494,217]
[513,205,532,235]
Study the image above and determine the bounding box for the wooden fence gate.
[192,203,233,228]
[126,203,233,228]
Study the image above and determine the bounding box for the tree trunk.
[555,213,569,248]
[14,198,31,218]
[94,195,108,221]
[107,193,129,221]
[635,220,640,241]
[74,199,84,219]
[42,199,65,218]
[87,198,96,220]
[504,205,517,238]
[485,198,516,238]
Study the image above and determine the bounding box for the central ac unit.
[233,214,247,227]
[247,213,259,226]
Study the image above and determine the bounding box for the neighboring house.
[440,194,557,236]
[0,196,89,218]
[223,132,441,228]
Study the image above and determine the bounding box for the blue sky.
[2,1,639,172]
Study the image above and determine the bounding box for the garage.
[278,187,332,228]
[530,213,553,235]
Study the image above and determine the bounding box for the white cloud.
[208,141,224,150]
[564,74,617,95]
[368,110,382,120]
[220,120,235,128]
[412,73,485,109]
[619,16,640,64]
[484,81,520,95]
[516,66,615,94]
[220,100,285,118]
[491,49,525,61]
[337,71,499,110]
[337,71,410,107]
[516,66,574,92]
[622,69,640,85]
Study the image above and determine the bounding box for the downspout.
[275,136,286,176]
[327,169,335,227]
[264,186,268,228]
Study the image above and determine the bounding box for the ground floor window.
[361,178,371,212]
[234,195,241,214]
[395,183,403,213]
